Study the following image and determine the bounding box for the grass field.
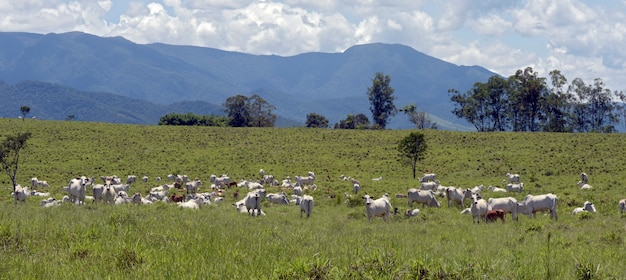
[1,118,626,279]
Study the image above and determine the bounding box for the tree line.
[159,72,436,130]
[449,67,626,132]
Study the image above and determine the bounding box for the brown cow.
[486,209,505,223]
[170,194,185,203]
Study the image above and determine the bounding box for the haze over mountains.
[0,31,496,129]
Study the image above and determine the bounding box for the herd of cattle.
[9,170,617,223]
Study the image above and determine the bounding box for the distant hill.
[0,31,496,129]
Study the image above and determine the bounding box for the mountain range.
[0,31,496,129]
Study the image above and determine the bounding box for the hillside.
[1,119,626,278]
[0,31,496,129]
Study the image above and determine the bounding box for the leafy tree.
[66,114,76,121]
[400,104,438,129]
[509,67,547,132]
[20,106,30,121]
[367,72,397,129]
[158,113,228,126]
[397,132,427,179]
[569,78,621,132]
[305,113,329,128]
[248,94,277,127]
[223,95,250,127]
[0,132,31,198]
[334,113,370,129]
[541,70,572,132]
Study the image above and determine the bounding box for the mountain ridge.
[0,31,496,129]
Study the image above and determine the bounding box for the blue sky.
[1,0,625,92]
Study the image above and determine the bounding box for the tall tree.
[20,106,30,121]
[367,72,397,129]
[334,113,370,129]
[397,132,427,179]
[542,70,572,132]
[305,113,329,128]
[223,95,250,127]
[400,104,437,129]
[0,132,31,196]
[247,94,277,127]
[509,67,547,132]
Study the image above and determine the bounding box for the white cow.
[67,177,87,205]
[487,197,519,221]
[186,179,202,194]
[419,173,437,183]
[487,185,507,192]
[142,176,149,183]
[300,195,314,218]
[244,189,267,217]
[577,181,592,190]
[112,184,130,193]
[210,174,231,188]
[407,188,440,208]
[266,192,289,205]
[293,186,303,196]
[420,180,440,191]
[40,197,61,207]
[505,173,521,183]
[470,194,488,223]
[151,184,170,193]
[517,193,558,220]
[580,172,588,184]
[126,175,137,184]
[31,177,39,188]
[353,183,361,194]
[445,187,472,208]
[506,183,524,193]
[232,202,266,216]
[620,199,626,214]
[115,191,132,205]
[92,184,104,204]
[405,209,421,217]
[572,201,596,215]
[362,194,392,222]
[295,174,315,186]
[178,197,204,209]
[12,185,28,204]
[102,183,116,204]
[244,180,264,190]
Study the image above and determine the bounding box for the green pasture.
[1,118,626,279]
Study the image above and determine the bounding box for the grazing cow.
[470,194,488,223]
[620,199,626,214]
[407,188,440,208]
[245,189,267,217]
[155,176,162,182]
[293,186,303,196]
[67,177,88,205]
[517,193,558,220]
[487,197,519,221]
[419,173,437,183]
[486,209,505,223]
[300,195,314,218]
[505,173,521,184]
[506,183,523,193]
[405,209,421,217]
[572,201,596,215]
[362,194,392,222]
[266,192,290,205]
[580,172,588,184]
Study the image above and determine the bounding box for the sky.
[1,0,625,92]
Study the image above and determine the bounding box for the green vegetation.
[1,118,626,279]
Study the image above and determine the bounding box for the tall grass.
[1,119,625,279]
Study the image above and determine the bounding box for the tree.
[223,95,250,127]
[20,106,30,121]
[367,72,397,129]
[400,104,438,129]
[247,94,277,127]
[305,113,329,128]
[509,67,547,132]
[334,113,370,129]
[541,70,572,132]
[66,114,76,121]
[397,132,427,179]
[0,132,31,199]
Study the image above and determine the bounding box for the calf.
[170,194,185,203]
[485,209,505,223]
